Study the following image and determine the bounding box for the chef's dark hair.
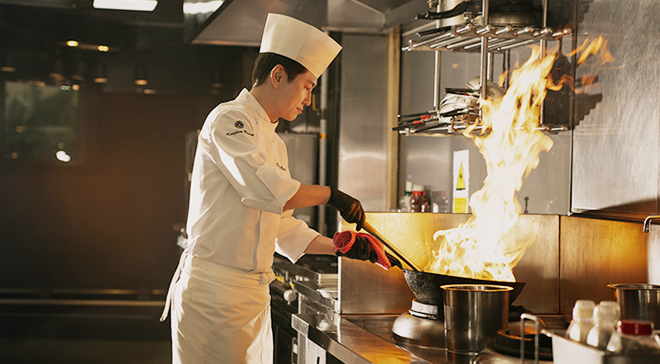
[252,53,308,87]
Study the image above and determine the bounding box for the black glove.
[335,236,403,269]
[327,186,365,231]
[386,254,403,269]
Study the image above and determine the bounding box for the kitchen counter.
[292,312,574,364]
[292,313,449,364]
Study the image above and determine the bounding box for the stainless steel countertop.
[292,313,448,364]
[291,313,577,364]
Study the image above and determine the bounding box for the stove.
[270,254,338,364]
[388,297,564,362]
[392,299,446,348]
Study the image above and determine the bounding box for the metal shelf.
[394,115,569,137]
[396,0,574,136]
[402,23,572,53]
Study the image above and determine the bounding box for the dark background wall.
[0,90,217,291]
[0,2,326,295]
[0,1,259,294]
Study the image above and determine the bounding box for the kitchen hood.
[185,0,428,46]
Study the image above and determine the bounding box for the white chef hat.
[259,13,342,78]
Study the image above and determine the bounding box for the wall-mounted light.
[211,68,223,89]
[56,150,71,163]
[134,64,148,86]
[61,40,116,52]
[93,0,158,11]
[94,61,108,83]
[1,51,16,72]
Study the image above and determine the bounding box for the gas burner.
[409,299,442,320]
[391,299,445,348]
[491,319,555,361]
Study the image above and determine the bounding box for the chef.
[160,13,390,364]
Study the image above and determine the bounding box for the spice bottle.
[410,184,430,212]
[606,320,660,355]
[566,299,595,344]
[586,301,620,350]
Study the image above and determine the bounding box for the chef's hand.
[327,187,365,231]
[335,236,402,269]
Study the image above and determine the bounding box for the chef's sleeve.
[275,210,320,263]
[202,108,300,214]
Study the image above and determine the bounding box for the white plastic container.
[606,320,660,355]
[566,299,596,344]
[550,330,660,364]
[586,301,620,350]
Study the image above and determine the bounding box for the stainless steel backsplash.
[339,212,650,316]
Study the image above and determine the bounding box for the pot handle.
[362,221,422,272]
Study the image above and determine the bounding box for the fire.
[425,37,611,282]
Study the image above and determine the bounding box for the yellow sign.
[453,150,469,213]
[454,198,467,213]
[456,164,466,190]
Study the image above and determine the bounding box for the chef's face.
[277,69,317,122]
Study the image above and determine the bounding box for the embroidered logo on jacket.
[276,162,286,172]
[226,120,253,137]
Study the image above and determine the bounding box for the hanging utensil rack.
[397,0,573,136]
[402,24,571,54]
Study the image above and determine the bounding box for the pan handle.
[361,221,422,272]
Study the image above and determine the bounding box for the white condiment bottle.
[586,300,620,350]
[566,299,595,343]
[399,180,413,212]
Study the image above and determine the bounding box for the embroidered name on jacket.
[226,130,254,137]
[276,162,286,172]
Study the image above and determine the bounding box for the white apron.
[163,253,275,364]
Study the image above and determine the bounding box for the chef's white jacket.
[165,88,321,364]
[186,88,319,271]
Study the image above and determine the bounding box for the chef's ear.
[271,65,286,88]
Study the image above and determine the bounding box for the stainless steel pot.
[608,283,660,328]
[443,284,512,354]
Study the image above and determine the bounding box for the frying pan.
[403,269,526,307]
[361,222,526,307]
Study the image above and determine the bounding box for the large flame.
[425,37,611,282]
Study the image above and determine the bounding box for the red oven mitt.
[332,230,401,270]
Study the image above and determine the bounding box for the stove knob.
[283,289,297,303]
